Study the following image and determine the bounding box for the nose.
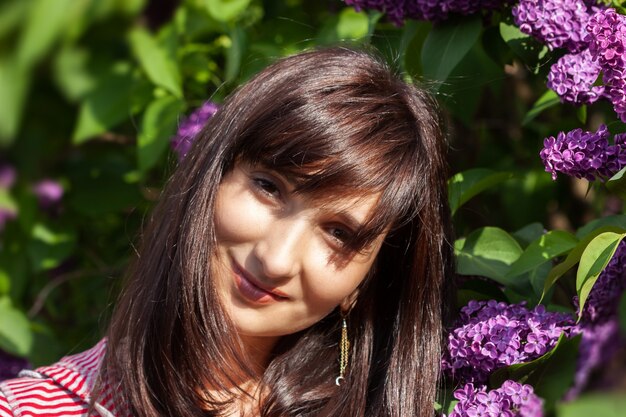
[252,217,308,280]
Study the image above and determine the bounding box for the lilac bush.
[344,0,511,25]
[540,124,626,181]
[587,8,626,122]
[512,0,593,52]
[448,381,543,417]
[442,300,575,384]
[547,50,604,106]
[171,101,219,160]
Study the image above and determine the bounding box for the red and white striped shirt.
[0,340,127,417]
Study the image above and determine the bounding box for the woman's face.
[213,162,385,341]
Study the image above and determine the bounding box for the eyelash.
[326,224,355,247]
[252,176,281,199]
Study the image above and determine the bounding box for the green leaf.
[455,227,523,285]
[401,20,431,76]
[72,65,135,143]
[448,168,513,216]
[542,226,626,301]
[138,96,185,172]
[576,231,625,317]
[0,0,31,40]
[490,333,580,410]
[0,297,33,356]
[0,55,31,144]
[128,27,182,97]
[27,223,77,272]
[52,46,96,102]
[0,188,17,213]
[576,215,626,239]
[204,0,251,22]
[512,222,545,247]
[225,25,246,83]
[556,393,626,417]
[421,15,482,85]
[336,8,369,41]
[507,231,578,278]
[499,22,548,73]
[606,166,626,198]
[522,89,560,125]
[16,0,74,68]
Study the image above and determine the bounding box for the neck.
[238,334,281,374]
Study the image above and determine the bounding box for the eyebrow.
[335,211,365,232]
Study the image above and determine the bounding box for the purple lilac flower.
[442,300,575,384]
[587,8,626,122]
[540,124,626,181]
[171,101,219,160]
[0,164,16,189]
[32,179,63,209]
[512,0,592,52]
[448,381,543,417]
[344,0,511,25]
[0,349,29,381]
[547,50,604,105]
[567,320,623,399]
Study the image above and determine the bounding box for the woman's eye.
[327,226,353,245]
[253,177,280,198]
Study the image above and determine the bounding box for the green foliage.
[421,15,482,87]
[448,168,513,216]
[455,227,524,286]
[0,297,33,356]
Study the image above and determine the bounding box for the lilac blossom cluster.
[32,179,64,210]
[587,8,626,122]
[0,350,28,382]
[540,124,626,181]
[171,101,219,161]
[0,164,17,232]
[447,381,543,417]
[442,300,575,384]
[344,0,512,25]
[546,50,604,106]
[512,0,593,52]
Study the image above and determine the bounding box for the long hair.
[101,46,454,417]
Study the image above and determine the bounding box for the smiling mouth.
[231,260,288,304]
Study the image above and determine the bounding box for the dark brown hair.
[102,46,454,417]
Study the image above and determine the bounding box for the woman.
[0,47,453,417]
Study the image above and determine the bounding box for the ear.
[339,288,359,314]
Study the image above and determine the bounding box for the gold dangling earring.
[336,316,349,386]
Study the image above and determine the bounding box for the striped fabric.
[0,340,125,417]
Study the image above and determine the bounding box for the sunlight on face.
[213,163,385,342]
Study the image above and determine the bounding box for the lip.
[231,259,289,304]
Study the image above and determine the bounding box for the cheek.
[214,184,264,243]
[301,251,375,311]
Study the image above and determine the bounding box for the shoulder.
[0,339,120,417]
